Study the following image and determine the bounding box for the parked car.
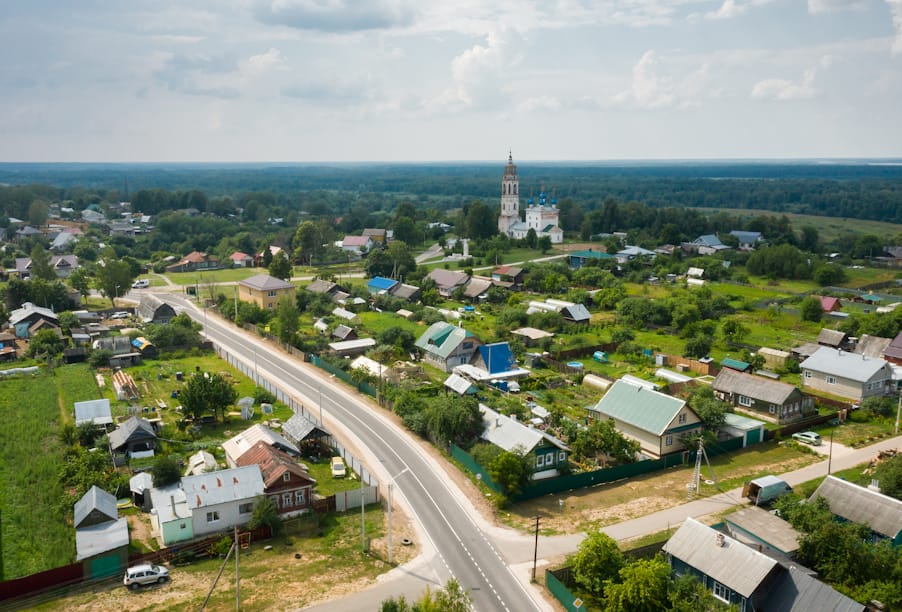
[132,279,150,289]
[792,431,822,446]
[110,311,130,319]
[330,456,347,478]
[123,564,169,590]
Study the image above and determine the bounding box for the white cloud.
[255,0,416,32]
[888,0,902,56]
[615,50,675,108]
[705,0,748,20]
[426,29,517,111]
[243,48,287,74]
[806,0,863,14]
[751,68,818,100]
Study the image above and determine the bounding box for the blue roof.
[721,357,750,371]
[367,276,398,291]
[478,342,516,374]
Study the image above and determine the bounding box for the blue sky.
[1,0,900,162]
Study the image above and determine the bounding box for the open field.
[693,208,902,244]
[499,441,818,535]
[0,366,98,578]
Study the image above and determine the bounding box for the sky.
[1,0,901,162]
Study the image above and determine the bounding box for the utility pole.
[361,472,366,553]
[895,393,901,435]
[235,526,240,611]
[828,427,834,475]
[531,515,541,582]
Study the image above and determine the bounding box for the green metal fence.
[452,436,745,502]
[545,569,586,611]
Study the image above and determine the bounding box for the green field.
[0,365,99,579]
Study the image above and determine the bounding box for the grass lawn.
[0,364,101,579]
[808,415,899,448]
[165,267,269,286]
[500,440,818,535]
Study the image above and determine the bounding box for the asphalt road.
[164,294,545,612]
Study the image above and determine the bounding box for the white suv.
[123,564,169,590]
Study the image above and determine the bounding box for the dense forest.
[2,161,902,223]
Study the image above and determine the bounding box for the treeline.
[2,162,902,222]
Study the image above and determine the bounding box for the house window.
[769,405,776,414]
[558,451,566,462]
[239,502,253,514]
[283,472,291,482]
[678,413,687,424]
[712,581,730,603]
[804,371,811,378]
[665,435,673,446]
[270,495,280,509]
[282,492,292,508]
[206,511,220,523]
[536,454,545,468]
[738,395,752,407]
[546,452,555,466]
[180,522,187,530]
[826,375,836,385]
[295,490,305,506]
[463,342,473,349]
[267,290,276,297]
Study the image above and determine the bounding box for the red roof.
[229,251,251,261]
[820,296,842,312]
[343,235,370,246]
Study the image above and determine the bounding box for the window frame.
[206,511,220,523]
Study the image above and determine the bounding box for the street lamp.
[114,284,120,307]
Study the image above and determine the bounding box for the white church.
[497,153,564,244]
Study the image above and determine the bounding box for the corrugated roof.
[713,369,799,405]
[223,424,300,465]
[800,347,890,383]
[235,441,315,489]
[282,413,328,444]
[108,416,157,452]
[182,465,265,509]
[884,331,902,360]
[74,398,112,426]
[415,321,476,360]
[74,485,118,528]
[759,566,865,612]
[149,484,190,524]
[390,283,420,299]
[810,476,902,539]
[239,274,294,292]
[75,517,129,561]
[592,379,691,435]
[463,277,492,298]
[720,357,749,371]
[479,404,568,454]
[306,279,338,294]
[425,268,469,290]
[478,343,516,374]
[130,472,154,494]
[724,506,801,554]
[663,518,778,598]
[445,373,477,395]
[817,328,847,347]
[722,412,766,431]
[561,304,591,323]
[328,338,376,352]
[854,334,892,358]
[367,276,398,291]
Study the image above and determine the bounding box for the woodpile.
[112,369,140,400]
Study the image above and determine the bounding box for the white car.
[110,311,130,319]
[123,564,169,590]
[132,279,150,289]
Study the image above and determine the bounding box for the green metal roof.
[721,357,750,371]
[592,379,690,435]
[415,321,475,360]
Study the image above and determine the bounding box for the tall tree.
[464,201,497,240]
[603,555,672,612]
[268,250,292,281]
[274,294,299,344]
[95,254,136,307]
[29,245,56,281]
[572,528,624,598]
[179,372,238,422]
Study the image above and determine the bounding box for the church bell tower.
[498,151,520,235]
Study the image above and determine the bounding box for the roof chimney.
[715,533,725,547]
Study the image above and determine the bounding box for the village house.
[74,486,129,575]
[479,404,569,479]
[165,251,220,273]
[810,476,902,546]
[713,369,813,424]
[235,441,316,516]
[799,347,892,401]
[588,379,703,459]
[238,274,295,310]
[424,268,470,297]
[415,321,483,372]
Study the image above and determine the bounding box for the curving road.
[164,294,545,611]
